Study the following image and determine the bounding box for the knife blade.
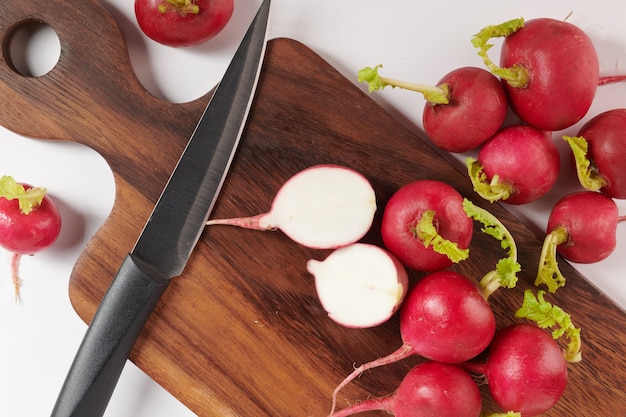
[50,1,271,416]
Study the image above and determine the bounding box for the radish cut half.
[207,164,377,249]
[307,243,408,328]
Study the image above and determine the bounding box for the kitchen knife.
[50,1,271,416]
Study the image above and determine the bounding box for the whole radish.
[135,0,234,47]
[463,323,569,417]
[536,191,623,293]
[329,361,482,417]
[381,180,473,272]
[564,109,626,199]
[358,66,507,152]
[331,270,496,412]
[206,165,377,249]
[473,17,599,131]
[0,176,62,301]
[467,124,560,205]
[307,243,408,329]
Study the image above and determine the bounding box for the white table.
[1,1,624,415]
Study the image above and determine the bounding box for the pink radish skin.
[468,125,560,205]
[307,243,408,329]
[0,181,62,301]
[381,180,473,272]
[206,165,376,249]
[463,323,568,417]
[329,361,482,417]
[571,109,626,199]
[423,67,508,153]
[331,270,495,411]
[499,18,599,131]
[547,191,620,263]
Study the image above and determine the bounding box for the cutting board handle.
[0,0,209,201]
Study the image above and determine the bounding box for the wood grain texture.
[1,1,625,416]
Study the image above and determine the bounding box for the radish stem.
[357,65,450,104]
[11,253,22,303]
[598,74,626,85]
[562,136,608,191]
[413,209,469,262]
[472,18,528,87]
[462,199,520,298]
[0,176,47,215]
[515,289,582,362]
[535,227,568,293]
[466,157,514,202]
[330,343,413,414]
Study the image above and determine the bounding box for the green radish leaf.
[463,198,520,298]
[413,209,469,263]
[0,175,47,215]
[472,17,528,87]
[563,135,608,191]
[466,157,514,203]
[516,289,582,363]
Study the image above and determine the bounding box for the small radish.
[467,124,560,205]
[306,243,408,329]
[473,17,599,131]
[381,180,472,272]
[0,176,62,301]
[331,270,496,411]
[206,165,376,249]
[564,109,626,199]
[358,65,507,152]
[329,361,482,417]
[463,323,570,417]
[536,191,623,293]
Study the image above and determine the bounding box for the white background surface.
[1,1,625,416]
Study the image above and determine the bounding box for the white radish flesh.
[307,243,408,328]
[207,165,377,249]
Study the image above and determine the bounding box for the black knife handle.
[51,254,170,417]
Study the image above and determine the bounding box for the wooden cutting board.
[1,1,625,416]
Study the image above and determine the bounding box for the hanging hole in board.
[6,21,61,77]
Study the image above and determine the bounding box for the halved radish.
[307,243,408,328]
[207,165,377,249]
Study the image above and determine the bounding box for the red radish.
[473,17,599,131]
[467,124,560,205]
[329,361,482,417]
[134,0,234,47]
[307,243,408,328]
[536,191,623,293]
[358,66,507,152]
[381,180,472,272]
[206,165,377,249]
[331,270,495,411]
[564,109,626,199]
[463,323,569,417]
[0,176,62,301]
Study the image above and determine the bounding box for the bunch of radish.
[0,175,62,302]
[206,16,626,415]
[209,161,583,415]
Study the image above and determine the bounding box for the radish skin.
[0,177,62,301]
[358,65,507,153]
[381,180,473,272]
[564,109,626,199]
[307,243,408,328]
[329,361,482,417]
[462,323,568,417]
[467,125,560,205]
[206,165,377,249]
[473,18,599,131]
